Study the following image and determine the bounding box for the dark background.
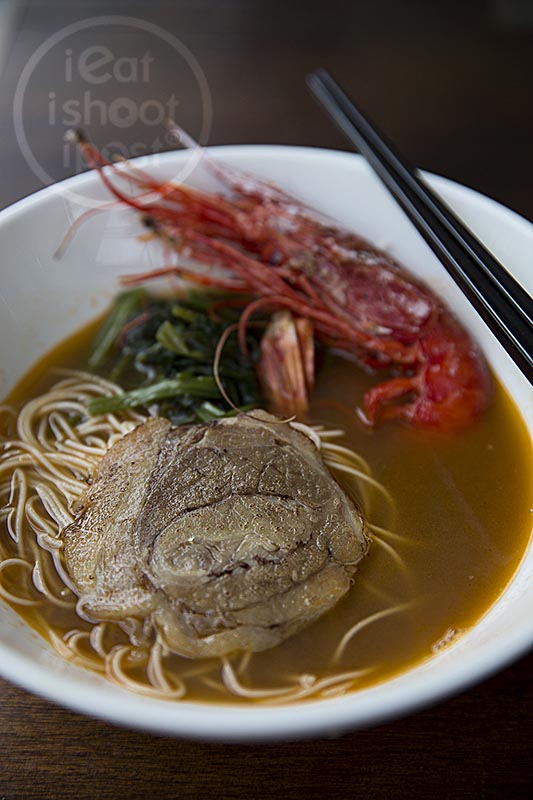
[0,1,532,798]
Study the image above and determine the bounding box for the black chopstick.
[307,68,533,384]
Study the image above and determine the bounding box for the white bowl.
[0,146,531,740]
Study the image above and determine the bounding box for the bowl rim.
[0,144,532,741]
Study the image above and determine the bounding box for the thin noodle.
[89,622,110,658]
[333,602,414,663]
[219,658,373,704]
[0,558,40,606]
[0,370,404,704]
[320,441,372,474]
[369,522,415,545]
[323,457,394,508]
[7,468,27,544]
[106,645,185,699]
[371,534,410,576]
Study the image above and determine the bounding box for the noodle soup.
[0,146,532,739]
[1,313,531,704]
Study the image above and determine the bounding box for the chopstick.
[307,68,533,384]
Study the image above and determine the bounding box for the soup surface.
[1,316,532,704]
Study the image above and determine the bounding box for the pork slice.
[62,411,369,657]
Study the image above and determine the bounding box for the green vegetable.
[171,304,198,323]
[87,290,262,422]
[88,289,145,368]
[88,374,218,415]
[195,401,228,422]
[156,320,204,359]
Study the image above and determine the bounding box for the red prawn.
[70,131,491,432]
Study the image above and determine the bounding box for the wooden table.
[0,2,532,797]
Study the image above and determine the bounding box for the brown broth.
[1,320,532,703]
